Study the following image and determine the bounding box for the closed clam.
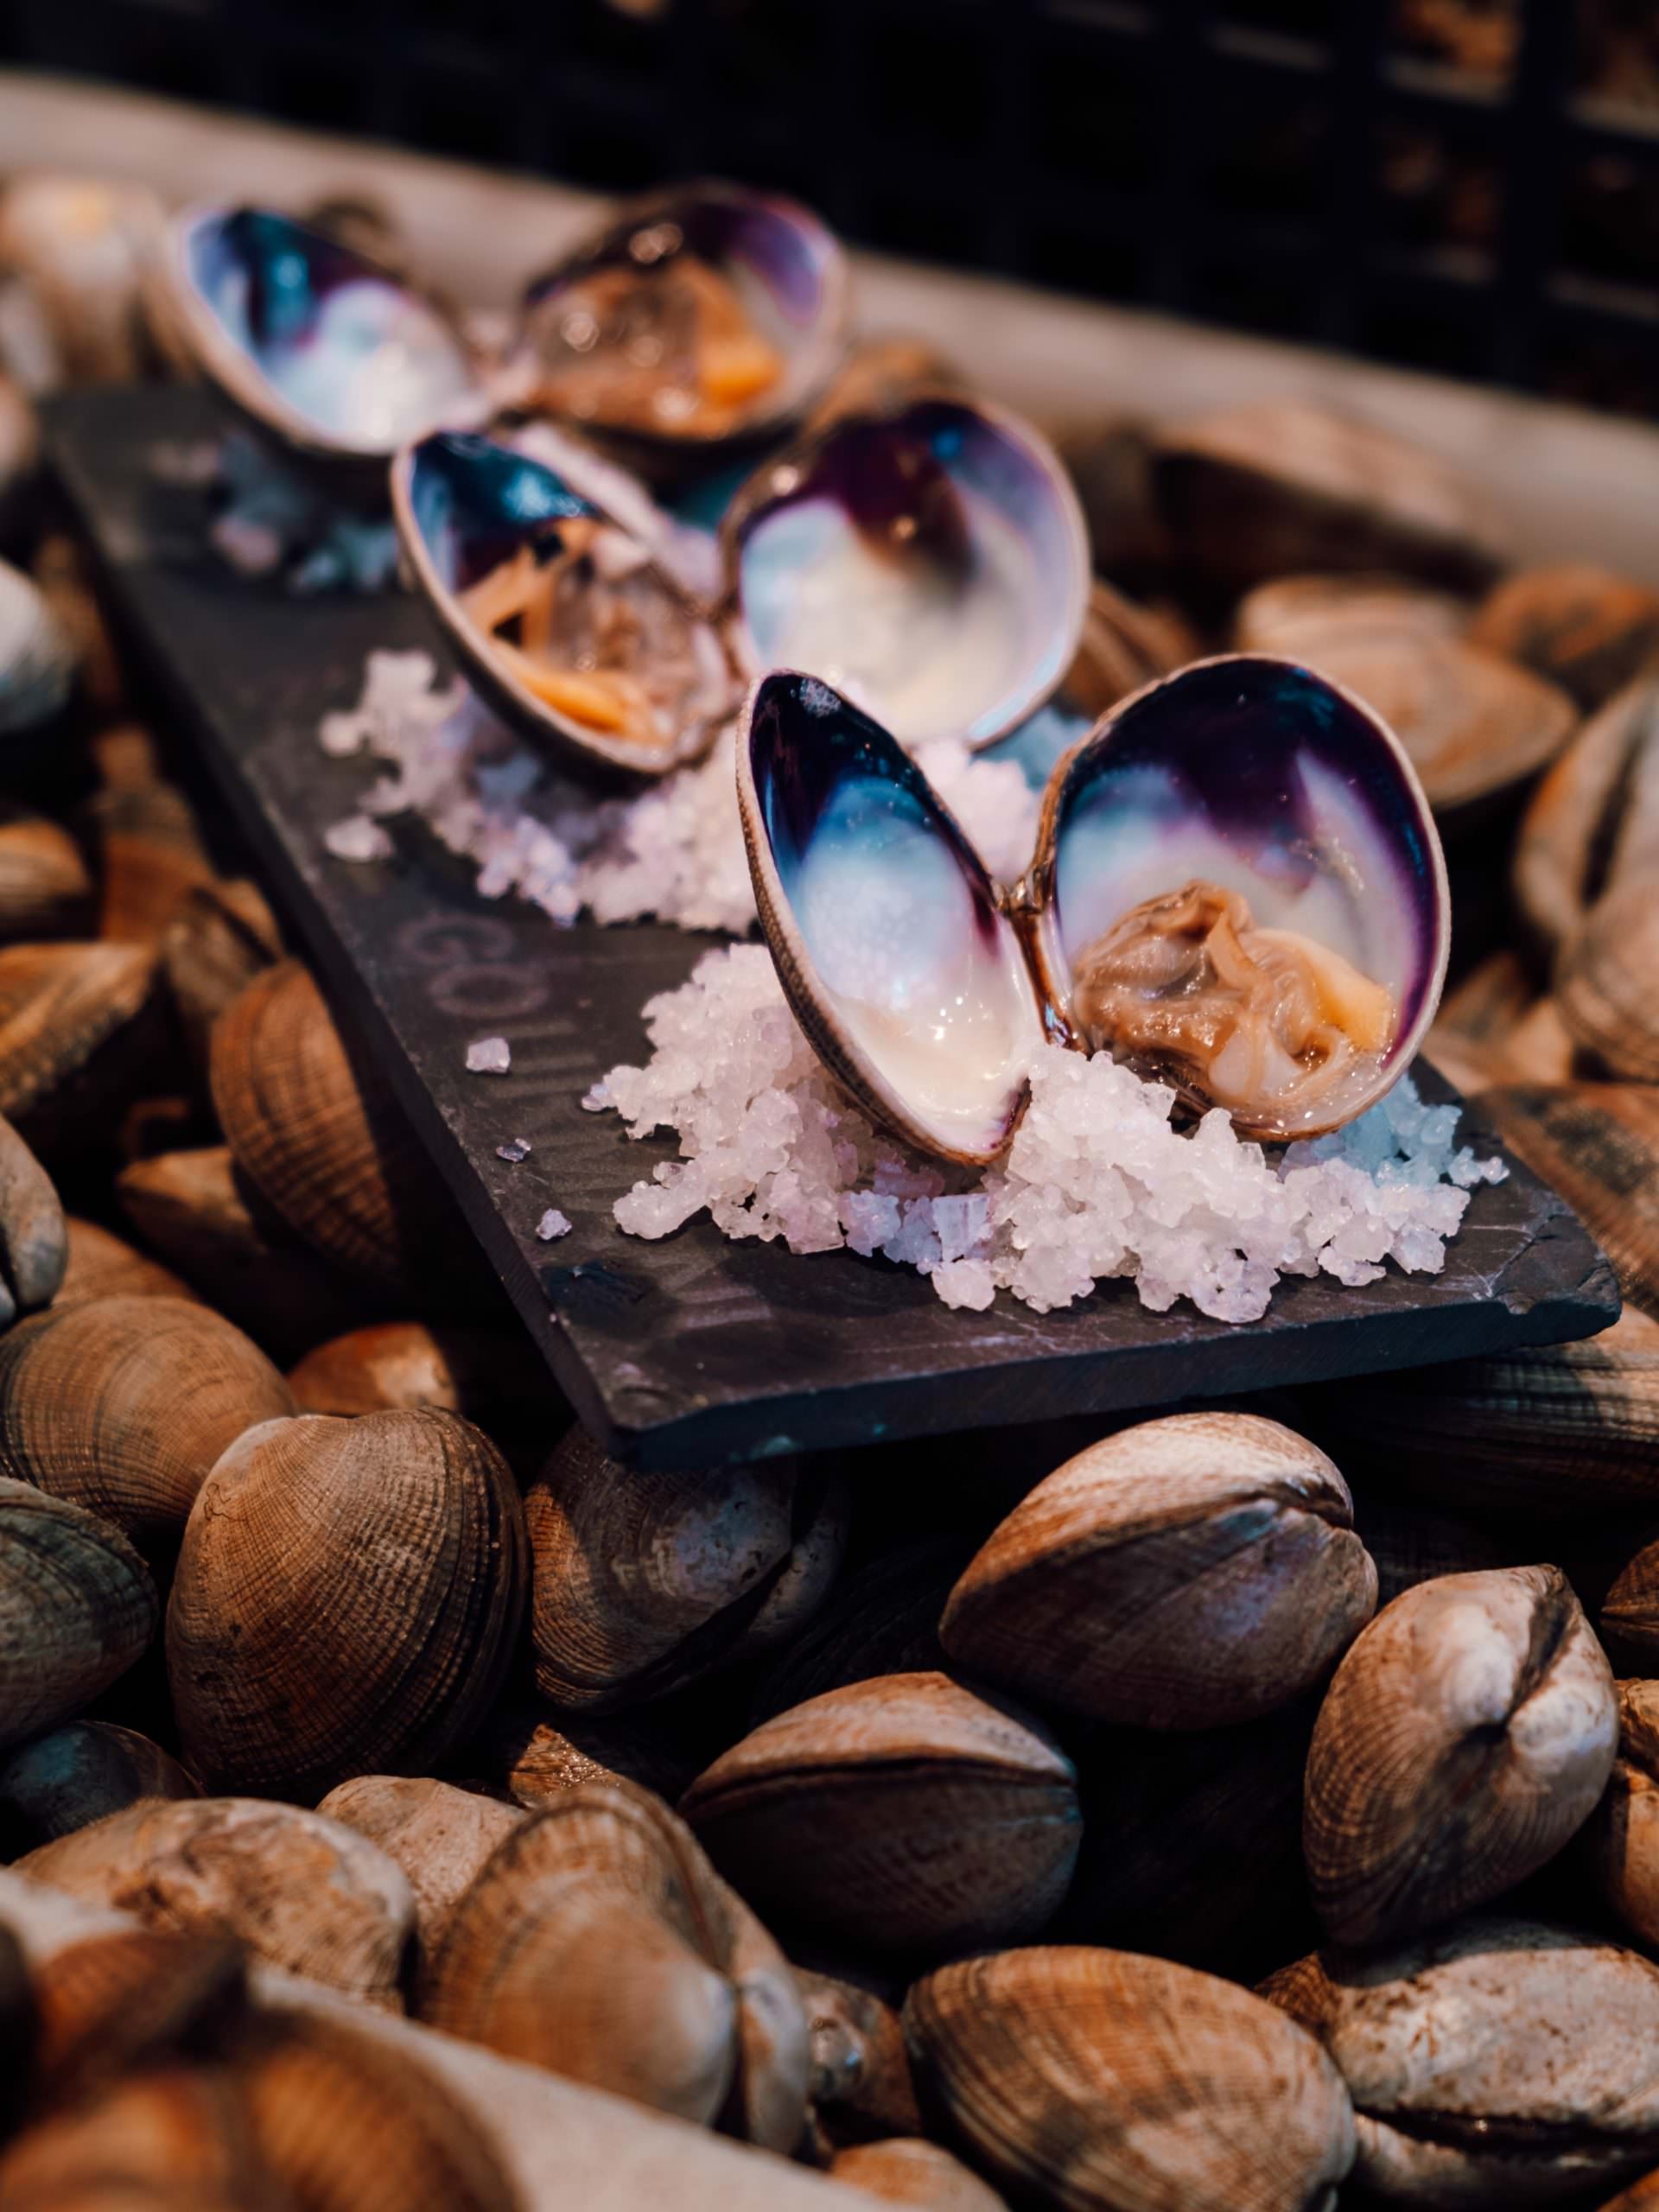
[1425,945,1538,1093]
[905,1945,1355,2212]
[286,1321,551,1451]
[1234,572,1469,655]
[525,1426,848,1711]
[1303,1566,1617,1945]
[168,1408,526,1800]
[1558,884,1659,1083]
[1313,1305,1659,1517]
[315,1777,524,1971]
[115,1147,371,1364]
[725,395,1089,752]
[31,534,123,718]
[1469,563,1659,711]
[680,1671,1081,1956]
[424,1778,810,2151]
[160,878,282,1074]
[0,2063,276,2211]
[17,1797,415,2008]
[830,2140,1007,2212]
[740,658,1448,1165]
[796,1965,920,2146]
[1597,1529,1659,1672]
[941,1413,1376,1727]
[54,1217,194,1308]
[84,776,215,948]
[0,1723,197,1857]
[519,181,848,463]
[1514,677,1659,958]
[1152,398,1506,594]
[0,1109,65,1325]
[210,962,464,1299]
[0,941,164,1161]
[1586,1678,1659,1951]
[25,1926,247,2113]
[0,1296,294,1546]
[0,1480,157,1753]
[0,807,92,941]
[1264,1918,1659,2206]
[462,1699,701,1808]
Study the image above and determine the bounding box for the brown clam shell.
[232,2007,518,2212]
[54,1217,194,1308]
[0,1479,157,1751]
[1263,1918,1659,2206]
[0,1917,31,2132]
[905,1945,1356,2212]
[1514,676,1659,959]
[1424,944,1539,1094]
[115,1146,372,1364]
[1598,1531,1659,1673]
[461,1700,702,1808]
[679,1671,1081,1958]
[1586,1678,1659,1953]
[1558,884,1659,1083]
[1303,1566,1617,1946]
[286,1319,551,1438]
[0,941,165,1163]
[161,879,282,1075]
[525,1426,848,1713]
[27,1926,247,2114]
[830,2139,1007,2212]
[795,1966,921,2146]
[1152,398,1506,595]
[85,778,215,947]
[939,1413,1376,1728]
[1313,1306,1659,1516]
[1483,1081,1659,1316]
[0,1722,197,1856]
[209,962,460,1299]
[30,534,122,717]
[167,1408,527,1800]
[424,1777,809,2152]
[0,1109,65,1324]
[1060,579,1198,722]
[1469,563,1659,712]
[0,807,92,942]
[1234,570,1468,652]
[16,1798,415,2008]
[0,2063,282,2212]
[315,1777,524,1975]
[0,1295,296,1546]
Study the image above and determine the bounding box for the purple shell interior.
[1047,658,1445,1058]
[403,431,604,597]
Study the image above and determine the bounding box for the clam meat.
[167,207,484,467]
[727,396,1089,750]
[392,430,737,776]
[738,656,1448,1163]
[520,182,848,451]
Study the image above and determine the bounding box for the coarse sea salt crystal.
[316,652,1044,937]
[594,944,1509,1325]
[466,1036,512,1075]
[536,1208,573,1241]
[322,814,393,863]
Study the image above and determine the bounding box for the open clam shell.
[738,657,1449,1165]
[165,207,486,483]
[391,429,739,778]
[520,181,849,461]
[725,395,1090,752]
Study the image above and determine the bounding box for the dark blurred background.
[3,0,1656,420]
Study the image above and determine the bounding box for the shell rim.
[518,178,852,455]
[734,668,1041,1168]
[718,389,1092,752]
[164,203,490,469]
[389,429,736,783]
[1022,649,1453,1142]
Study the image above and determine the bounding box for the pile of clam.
[8,158,1659,2212]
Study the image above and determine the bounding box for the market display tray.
[41,385,1618,1469]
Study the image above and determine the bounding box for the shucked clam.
[163,207,486,486]
[518,181,849,461]
[737,657,1449,1165]
[725,395,1090,750]
[391,429,739,777]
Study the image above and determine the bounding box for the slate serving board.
[41,385,1618,1469]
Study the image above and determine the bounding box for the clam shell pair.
[391,386,1089,781]
[740,658,1450,1164]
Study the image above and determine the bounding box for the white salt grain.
[496,1138,532,1163]
[317,651,1043,936]
[537,1208,573,1241]
[594,944,1507,1325]
[466,1036,512,1075]
[322,814,393,863]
